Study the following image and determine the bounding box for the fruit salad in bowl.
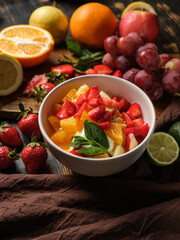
[39,75,156,176]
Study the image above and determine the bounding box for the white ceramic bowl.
[39,75,156,176]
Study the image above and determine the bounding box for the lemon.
[147,132,179,166]
[0,53,23,96]
[122,1,157,18]
[29,6,68,45]
[169,121,180,147]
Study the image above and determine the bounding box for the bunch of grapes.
[102,32,180,102]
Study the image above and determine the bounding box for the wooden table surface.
[0,0,179,174]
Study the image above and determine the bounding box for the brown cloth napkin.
[0,98,180,240]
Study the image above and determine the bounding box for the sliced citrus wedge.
[0,53,23,96]
[147,132,179,166]
[122,1,157,18]
[0,25,54,67]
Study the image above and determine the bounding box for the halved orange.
[0,25,54,67]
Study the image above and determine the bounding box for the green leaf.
[84,120,109,149]
[76,146,105,156]
[66,38,82,58]
[0,121,9,132]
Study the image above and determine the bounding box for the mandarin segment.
[60,116,78,135]
[48,115,60,131]
[76,84,89,97]
[105,123,123,145]
[62,88,77,103]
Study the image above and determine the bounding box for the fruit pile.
[48,84,149,158]
[0,100,47,173]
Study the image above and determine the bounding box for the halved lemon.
[122,1,157,18]
[147,132,179,166]
[0,53,23,96]
[0,25,54,67]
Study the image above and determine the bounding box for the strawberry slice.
[88,105,105,122]
[120,99,131,112]
[51,64,74,79]
[102,111,113,122]
[71,147,85,157]
[132,118,144,127]
[112,70,122,78]
[55,100,77,119]
[126,103,142,118]
[99,121,111,130]
[93,65,113,75]
[123,123,149,139]
[102,97,122,109]
[85,68,96,75]
[74,102,88,118]
[76,94,87,106]
[112,96,118,101]
[23,74,48,95]
[88,98,103,107]
[86,86,99,100]
[121,112,133,127]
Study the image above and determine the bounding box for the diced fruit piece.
[112,145,125,156]
[62,88,77,103]
[48,115,60,131]
[88,97,103,107]
[50,130,72,149]
[70,147,85,157]
[111,117,124,124]
[102,97,122,110]
[121,112,133,127]
[88,105,105,122]
[51,64,74,78]
[105,123,123,145]
[112,70,122,78]
[93,64,113,75]
[126,103,142,118]
[74,102,88,118]
[132,118,144,127]
[53,103,62,114]
[120,99,131,113]
[99,90,111,99]
[23,74,48,95]
[55,100,77,119]
[125,133,138,152]
[76,94,87,106]
[99,121,111,130]
[102,111,113,122]
[75,84,89,97]
[60,116,79,135]
[123,123,149,139]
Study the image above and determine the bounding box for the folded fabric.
[0,98,180,240]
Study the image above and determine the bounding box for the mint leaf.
[84,120,109,149]
[70,136,92,148]
[76,146,105,156]
[66,38,82,58]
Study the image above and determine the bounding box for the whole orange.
[70,2,117,49]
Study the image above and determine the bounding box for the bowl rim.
[39,74,156,162]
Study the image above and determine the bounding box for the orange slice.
[122,2,157,18]
[0,25,54,67]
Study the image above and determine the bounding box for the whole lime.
[168,121,180,147]
[29,6,68,45]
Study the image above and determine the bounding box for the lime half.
[168,121,180,147]
[147,132,179,166]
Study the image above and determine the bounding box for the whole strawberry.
[17,99,41,139]
[21,136,47,174]
[28,83,55,103]
[0,122,22,147]
[0,146,19,169]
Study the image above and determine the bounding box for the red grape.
[115,55,136,73]
[117,36,137,56]
[134,69,154,90]
[159,54,171,67]
[145,82,164,102]
[162,70,180,93]
[104,36,121,56]
[165,58,180,72]
[102,53,116,69]
[122,68,139,83]
[145,43,158,52]
[128,32,144,48]
[138,48,160,70]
